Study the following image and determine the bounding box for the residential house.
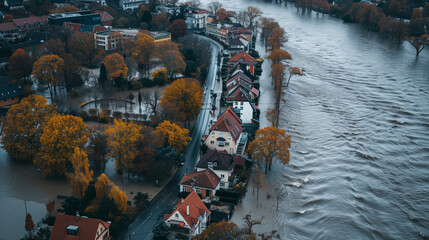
[228,51,257,76]
[48,11,101,26]
[205,12,234,39]
[227,88,257,124]
[0,83,21,107]
[195,149,236,189]
[119,0,147,11]
[3,0,24,10]
[148,31,171,42]
[156,4,181,15]
[203,106,246,155]
[0,22,21,41]
[164,191,210,238]
[50,214,111,240]
[95,11,114,26]
[185,8,209,30]
[180,169,220,200]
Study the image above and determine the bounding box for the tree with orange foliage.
[161,50,186,79]
[51,4,79,13]
[151,68,168,85]
[155,120,191,154]
[260,18,280,47]
[25,213,34,238]
[132,32,155,76]
[105,119,141,178]
[68,147,93,199]
[248,127,292,174]
[102,53,128,86]
[94,173,128,214]
[286,67,305,87]
[267,49,292,65]
[8,48,33,89]
[88,124,108,173]
[1,95,57,162]
[169,19,187,39]
[67,32,96,65]
[35,114,89,178]
[267,27,286,52]
[152,12,169,31]
[404,35,429,56]
[40,38,66,56]
[32,54,64,98]
[160,78,203,125]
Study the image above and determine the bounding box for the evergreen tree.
[99,63,108,88]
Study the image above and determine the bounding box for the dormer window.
[175,213,179,218]
[213,162,217,167]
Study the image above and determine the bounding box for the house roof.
[180,169,220,190]
[50,214,110,240]
[79,25,94,33]
[227,62,257,80]
[209,107,242,143]
[0,22,18,31]
[63,22,81,32]
[0,83,21,100]
[228,38,244,47]
[196,149,235,171]
[227,77,253,96]
[93,25,108,34]
[12,16,47,27]
[95,11,114,25]
[164,191,210,231]
[228,51,257,63]
[233,155,247,167]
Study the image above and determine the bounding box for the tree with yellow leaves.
[68,147,93,199]
[102,53,128,87]
[160,78,203,126]
[161,50,186,80]
[1,95,57,162]
[154,120,191,154]
[248,127,292,175]
[94,173,128,214]
[267,49,292,65]
[132,32,155,76]
[105,119,142,178]
[32,54,64,98]
[151,68,168,85]
[35,114,89,178]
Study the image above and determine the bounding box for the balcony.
[168,223,190,235]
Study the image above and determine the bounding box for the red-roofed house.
[204,107,244,154]
[63,22,82,32]
[0,22,21,40]
[164,191,210,238]
[180,169,220,200]
[95,11,114,26]
[228,51,257,75]
[196,149,236,189]
[50,214,111,240]
[12,16,48,31]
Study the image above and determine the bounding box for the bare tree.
[237,11,249,26]
[142,90,160,116]
[247,6,263,32]
[243,214,263,235]
[182,0,201,8]
[275,187,287,211]
[208,1,222,14]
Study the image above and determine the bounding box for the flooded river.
[199,0,429,239]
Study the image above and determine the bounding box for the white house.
[228,88,256,124]
[185,9,209,30]
[195,149,237,189]
[119,0,147,11]
[203,107,243,155]
[164,191,210,238]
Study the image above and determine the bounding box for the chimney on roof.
[187,204,189,216]
[76,212,80,221]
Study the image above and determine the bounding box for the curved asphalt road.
[121,36,221,240]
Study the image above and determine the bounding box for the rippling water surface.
[202,0,429,239]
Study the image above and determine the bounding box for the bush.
[88,108,99,117]
[79,110,89,121]
[98,109,111,123]
[113,111,122,119]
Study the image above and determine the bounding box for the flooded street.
[199,0,429,239]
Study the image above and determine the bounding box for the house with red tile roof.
[228,51,257,76]
[164,191,210,238]
[50,214,111,240]
[204,107,246,155]
[0,22,21,40]
[180,169,220,200]
[95,11,114,26]
[196,149,239,189]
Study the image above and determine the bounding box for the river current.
[201,0,429,239]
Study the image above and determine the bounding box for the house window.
[196,188,201,194]
[175,213,179,218]
[225,142,229,146]
[218,141,225,147]
[210,141,214,144]
[241,102,243,105]
[211,131,215,136]
[220,182,224,187]
[221,174,225,178]
[213,162,217,166]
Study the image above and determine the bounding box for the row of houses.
[162,33,262,239]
